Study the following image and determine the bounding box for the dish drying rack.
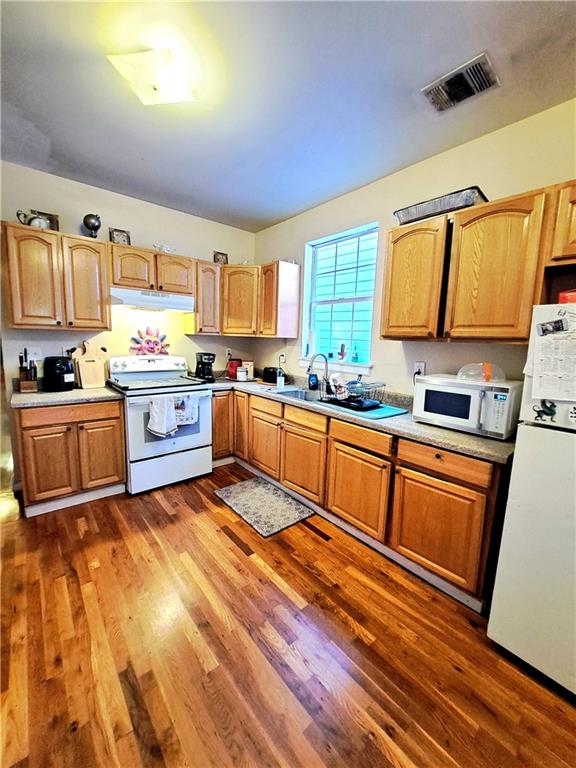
[317,378,387,403]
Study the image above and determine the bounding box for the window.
[302,223,378,365]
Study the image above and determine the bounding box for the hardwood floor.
[1,464,574,767]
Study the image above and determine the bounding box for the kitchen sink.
[279,389,323,402]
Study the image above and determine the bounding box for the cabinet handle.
[150,283,154,289]
[199,327,203,332]
[434,452,442,459]
[444,331,451,338]
[79,425,84,430]
[427,331,434,337]
[159,285,163,290]
[68,321,74,326]
[56,320,62,325]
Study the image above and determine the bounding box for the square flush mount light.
[107,48,196,105]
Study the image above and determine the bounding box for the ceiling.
[2,2,575,232]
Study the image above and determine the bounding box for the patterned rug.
[214,477,313,537]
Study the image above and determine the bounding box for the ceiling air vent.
[421,52,500,112]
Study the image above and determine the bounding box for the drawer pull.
[434,452,442,459]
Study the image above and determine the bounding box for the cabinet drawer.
[329,420,392,457]
[283,404,327,433]
[249,395,283,418]
[397,439,492,488]
[20,401,122,428]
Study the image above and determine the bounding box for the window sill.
[298,357,374,375]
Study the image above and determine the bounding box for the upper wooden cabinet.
[197,262,221,334]
[61,237,110,329]
[550,182,576,263]
[221,265,260,335]
[381,216,447,338]
[3,224,110,330]
[156,253,196,294]
[4,225,64,327]
[445,191,546,339]
[111,245,156,289]
[258,261,300,338]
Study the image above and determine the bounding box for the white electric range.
[108,355,213,493]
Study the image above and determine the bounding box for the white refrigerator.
[488,304,576,693]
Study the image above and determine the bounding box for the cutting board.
[74,341,108,389]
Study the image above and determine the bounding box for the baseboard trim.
[213,456,236,467]
[24,484,126,518]
[233,458,483,613]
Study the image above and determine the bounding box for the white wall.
[253,99,576,392]
[1,162,256,389]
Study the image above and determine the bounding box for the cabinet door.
[249,410,282,478]
[156,254,196,294]
[389,467,485,593]
[380,216,447,338]
[233,391,249,459]
[326,441,390,539]
[212,391,234,458]
[550,183,576,263]
[445,192,546,339]
[78,418,125,489]
[221,266,259,335]
[61,237,110,329]
[5,225,64,327]
[111,245,156,289]
[258,262,278,336]
[197,262,221,333]
[280,423,327,505]
[21,425,79,502]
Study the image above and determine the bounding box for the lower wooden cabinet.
[249,410,282,478]
[21,424,79,501]
[233,392,249,459]
[212,391,234,459]
[17,401,125,505]
[78,418,125,489]
[326,440,390,540]
[388,467,486,592]
[280,423,327,505]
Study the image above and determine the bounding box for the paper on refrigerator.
[527,306,576,401]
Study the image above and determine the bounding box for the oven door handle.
[127,392,213,407]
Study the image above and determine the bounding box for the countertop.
[10,380,515,464]
[214,380,516,464]
[11,387,123,408]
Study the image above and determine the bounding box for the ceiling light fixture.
[107,48,196,105]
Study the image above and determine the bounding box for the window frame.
[301,221,379,371]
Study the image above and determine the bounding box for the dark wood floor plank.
[2,464,574,768]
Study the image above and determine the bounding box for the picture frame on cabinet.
[109,227,131,245]
[213,250,229,264]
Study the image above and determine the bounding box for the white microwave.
[413,374,523,440]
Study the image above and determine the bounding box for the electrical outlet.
[26,347,42,360]
[225,348,232,359]
[278,353,286,364]
[413,361,426,376]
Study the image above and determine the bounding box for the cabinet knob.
[68,321,74,326]
[56,320,62,325]
[79,425,84,430]
[150,284,154,289]
[199,327,203,332]
[444,331,451,338]
[434,452,442,459]
[427,331,434,337]
[159,285,163,290]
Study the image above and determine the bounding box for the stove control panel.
[109,355,188,374]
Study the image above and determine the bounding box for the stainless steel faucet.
[306,353,329,391]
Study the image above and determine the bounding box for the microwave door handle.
[475,391,486,429]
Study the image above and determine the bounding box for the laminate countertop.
[10,387,123,409]
[214,380,516,465]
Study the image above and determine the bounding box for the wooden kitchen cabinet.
[258,261,300,338]
[280,407,327,505]
[380,215,447,338]
[389,467,486,593]
[249,397,283,478]
[221,265,260,335]
[212,391,234,459]
[326,440,390,539]
[77,418,125,489]
[156,253,196,294]
[444,191,547,339]
[233,391,249,459]
[61,236,110,329]
[111,245,156,289]
[4,224,64,327]
[197,262,221,333]
[550,182,576,263]
[16,401,125,506]
[21,424,79,502]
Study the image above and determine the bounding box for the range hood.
[110,286,194,312]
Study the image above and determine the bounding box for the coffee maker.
[195,352,216,382]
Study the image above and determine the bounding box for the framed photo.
[109,227,131,245]
[213,250,229,265]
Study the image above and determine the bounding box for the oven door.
[125,391,212,461]
[413,383,485,432]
